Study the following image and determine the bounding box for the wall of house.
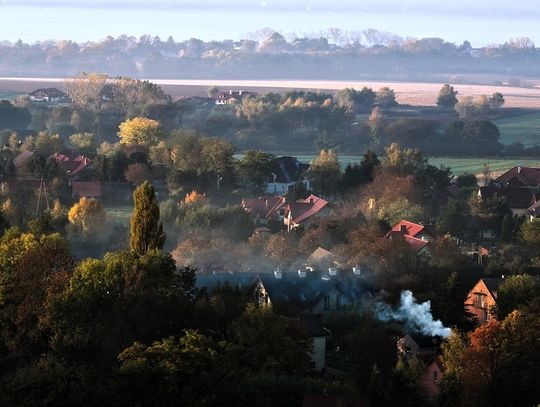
[419,361,443,400]
[311,336,326,371]
[397,335,420,357]
[465,282,497,325]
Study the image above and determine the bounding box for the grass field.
[270,154,540,176]
[0,90,22,100]
[494,111,540,147]
[104,205,133,226]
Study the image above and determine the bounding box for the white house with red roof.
[241,196,286,225]
[387,220,433,253]
[284,194,329,231]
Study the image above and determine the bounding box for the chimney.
[518,166,522,174]
[328,267,337,276]
[352,266,362,276]
[309,198,314,204]
[297,269,307,278]
[400,225,407,233]
[274,268,282,279]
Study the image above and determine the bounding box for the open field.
[3,77,540,108]
[103,205,133,226]
[494,111,540,147]
[260,154,540,176]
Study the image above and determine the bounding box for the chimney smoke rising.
[374,290,451,338]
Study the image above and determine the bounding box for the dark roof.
[481,277,504,298]
[50,153,93,177]
[194,272,259,293]
[404,334,442,349]
[29,87,67,98]
[242,196,285,219]
[479,186,537,209]
[495,166,540,187]
[272,156,309,184]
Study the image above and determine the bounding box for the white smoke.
[374,290,451,338]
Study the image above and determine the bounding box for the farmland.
[494,111,540,147]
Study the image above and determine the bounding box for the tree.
[489,92,505,109]
[124,163,152,186]
[237,150,277,194]
[454,96,476,119]
[375,87,398,107]
[497,274,540,318]
[520,218,540,247]
[130,181,165,255]
[306,149,342,197]
[118,117,162,146]
[437,84,458,108]
[67,197,108,241]
[437,199,471,238]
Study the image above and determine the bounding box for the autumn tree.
[436,84,458,108]
[64,73,108,118]
[124,163,152,186]
[118,117,162,146]
[130,181,165,255]
[375,87,398,107]
[67,197,108,241]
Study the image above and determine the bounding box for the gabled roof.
[12,150,34,168]
[272,156,310,184]
[481,277,504,299]
[285,194,328,224]
[72,181,102,198]
[241,196,286,219]
[390,220,425,238]
[308,247,335,264]
[479,186,537,209]
[401,333,442,350]
[29,87,67,98]
[50,153,93,177]
[194,272,259,293]
[403,235,430,252]
[494,166,540,187]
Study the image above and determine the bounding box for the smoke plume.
[374,290,451,338]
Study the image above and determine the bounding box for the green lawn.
[104,205,134,226]
[494,111,540,147]
[0,91,23,100]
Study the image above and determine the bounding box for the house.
[72,180,102,199]
[241,195,286,225]
[307,247,336,271]
[12,150,34,170]
[493,166,540,189]
[28,88,67,103]
[386,220,433,253]
[478,186,537,216]
[214,89,257,105]
[267,156,310,195]
[195,269,364,371]
[419,356,445,401]
[397,334,441,360]
[50,153,93,179]
[464,277,504,325]
[284,194,329,231]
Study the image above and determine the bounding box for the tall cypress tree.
[130,181,165,255]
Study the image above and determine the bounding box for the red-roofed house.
[72,181,102,199]
[284,194,330,231]
[478,186,537,216]
[420,357,445,401]
[387,220,433,253]
[50,153,93,179]
[241,196,286,224]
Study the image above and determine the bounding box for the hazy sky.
[0,0,538,45]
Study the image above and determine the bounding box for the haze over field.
[1,0,539,45]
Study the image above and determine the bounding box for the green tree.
[237,150,277,194]
[489,92,505,109]
[130,181,165,255]
[520,218,540,246]
[497,274,540,318]
[306,149,342,197]
[375,87,398,107]
[437,199,471,238]
[437,84,458,108]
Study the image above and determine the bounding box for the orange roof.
[390,220,425,238]
[50,152,93,177]
[404,235,429,252]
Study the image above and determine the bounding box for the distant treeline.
[0,32,538,81]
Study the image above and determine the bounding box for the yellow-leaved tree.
[118,117,162,146]
[67,197,108,241]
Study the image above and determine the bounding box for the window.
[433,371,438,382]
[324,295,330,310]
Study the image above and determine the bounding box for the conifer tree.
[130,181,165,255]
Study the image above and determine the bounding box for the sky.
[0,0,539,46]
